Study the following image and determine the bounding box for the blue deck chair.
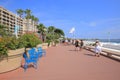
[37,47,46,57]
[28,48,39,61]
[23,48,39,71]
[23,53,37,71]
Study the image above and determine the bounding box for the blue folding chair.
[23,49,39,71]
[28,48,39,61]
[37,47,46,57]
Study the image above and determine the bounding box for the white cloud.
[80,21,97,27]
[80,18,120,27]
[89,22,96,27]
[96,18,120,25]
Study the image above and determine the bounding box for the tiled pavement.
[0,44,120,80]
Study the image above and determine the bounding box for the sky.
[0,0,120,39]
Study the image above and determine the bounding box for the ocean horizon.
[85,39,120,50]
[85,39,120,43]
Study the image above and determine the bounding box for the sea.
[99,39,120,43]
[100,39,120,50]
[86,39,120,50]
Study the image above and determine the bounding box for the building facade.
[0,6,23,35]
[0,6,38,35]
[23,19,38,34]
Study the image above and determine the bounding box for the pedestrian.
[94,40,102,57]
[75,39,79,51]
[79,40,84,51]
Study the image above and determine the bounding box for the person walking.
[79,40,84,51]
[75,39,79,51]
[94,40,102,57]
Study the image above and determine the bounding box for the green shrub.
[7,37,19,50]
[0,37,8,58]
[54,39,59,44]
[20,33,42,48]
[0,33,42,58]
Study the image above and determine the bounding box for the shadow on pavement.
[84,53,95,57]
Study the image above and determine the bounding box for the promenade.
[0,44,120,80]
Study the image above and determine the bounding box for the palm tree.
[47,26,65,45]
[16,9,24,18]
[31,15,39,25]
[47,26,55,34]
[34,17,39,25]
[54,28,64,39]
[24,9,31,19]
[30,15,39,32]
[47,26,64,39]
[37,23,47,42]
[24,9,32,32]
[33,17,39,32]
[47,26,55,42]
[16,9,39,33]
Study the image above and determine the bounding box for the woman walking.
[94,40,102,57]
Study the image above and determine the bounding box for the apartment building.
[0,6,38,35]
[23,19,38,34]
[0,6,23,35]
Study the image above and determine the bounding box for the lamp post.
[108,32,110,43]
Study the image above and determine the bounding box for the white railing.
[84,45,120,60]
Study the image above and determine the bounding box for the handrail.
[84,46,120,60]
[102,47,120,56]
